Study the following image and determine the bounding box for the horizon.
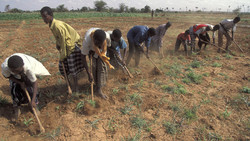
[0,0,250,13]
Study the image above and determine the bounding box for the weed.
[75,101,85,112]
[108,117,118,132]
[240,54,245,57]
[135,79,144,88]
[190,60,201,68]
[183,71,202,84]
[184,106,198,121]
[23,118,33,127]
[87,100,96,108]
[44,126,61,140]
[130,115,148,130]
[165,63,183,78]
[202,73,210,77]
[0,95,9,105]
[221,106,231,119]
[163,121,178,135]
[215,55,221,60]
[242,86,250,93]
[208,132,222,140]
[121,130,141,141]
[212,62,222,67]
[129,93,143,107]
[224,53,232,59]
[161,84,187,94]
[218,73,229,80]
[112,88,120,95]
[55,106,60,111]
[120,105,133,115]
[85,119,101,129]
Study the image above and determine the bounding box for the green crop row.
[0,12,150,20]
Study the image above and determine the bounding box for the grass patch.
[212,62,222,67]
[43,126,61,140]
[183,71,202,84]
[129,93,143,107]
[242,86,250,93]
[190,60,201,68]
[163,121,179,135]
[161,83,187,94]
[120,105,133,115]
[130,115,150,131]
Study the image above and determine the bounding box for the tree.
[129,7,137,13]
[94,0,107,12]
[119,3,126,13]
[233,7,241,14]
[5,5,10,12]
[81,6,88,12]
[56,4,68,12]
[144,5,151,13]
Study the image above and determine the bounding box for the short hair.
[93,29,106,47]
[233,16,240,23]
[205,26,212,31]
[40,6,53,16]
[166,22,172,27]
[213,24,220,31]
[112,29,122,39]
[148,27,156,36]
[185,30,190,35]
[8,55,24,69]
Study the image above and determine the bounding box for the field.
[0,12,249,141]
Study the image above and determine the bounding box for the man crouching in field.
[40,6,84,93]
[1,53,50,120]
[175,30,191,56]
[81,28,114,99]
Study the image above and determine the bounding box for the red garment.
[177,32,191,41]
[193,24,208,32]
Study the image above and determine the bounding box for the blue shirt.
[127,26,151,48]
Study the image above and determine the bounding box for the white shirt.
[1,53,50,82]
[220,19,236,33]
[81,28,111,58]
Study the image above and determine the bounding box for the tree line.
[4,1,152,13]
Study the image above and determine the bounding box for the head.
[233,16,240,24]
[184,30,190,35]
[148,27,156,37]
[213,24,220,31]
[93,29,106,48]
[40,6,53,24]
[8,55,24,74]
[165,22,172,28]
[111,29,122,42]
[205,26,212,31]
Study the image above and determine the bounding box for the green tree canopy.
[94,0,107,12]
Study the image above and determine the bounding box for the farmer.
[150,22,172,58]
[106,29,127,68]
[1,53,50,120]
[189,24,212,52]
[81,28,114,99]
[126,26,156,67]
[40,6,84,93]
[198,24,219,51]
[217,16,240,52]
[175,30,191,55]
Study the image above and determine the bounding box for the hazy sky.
[0,0,250,12]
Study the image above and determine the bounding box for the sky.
[0,0,250,12]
